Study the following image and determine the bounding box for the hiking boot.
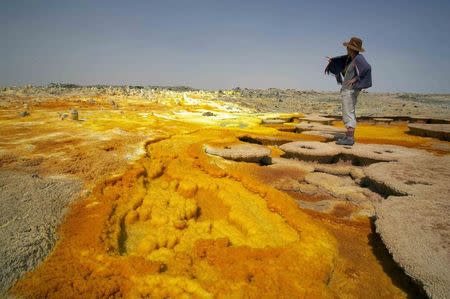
[336,137,355,146]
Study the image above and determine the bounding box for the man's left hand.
[345,78,358,86]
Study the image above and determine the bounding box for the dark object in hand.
[324,55,349,85]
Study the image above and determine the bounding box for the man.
[325,37,372,145]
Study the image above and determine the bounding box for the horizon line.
[2,83,450,95]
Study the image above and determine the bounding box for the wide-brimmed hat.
[343,37,365,52]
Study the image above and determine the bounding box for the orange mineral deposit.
[2,90,433,298]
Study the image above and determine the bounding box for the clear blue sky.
[1,0,450,93]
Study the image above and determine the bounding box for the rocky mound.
[279,141,406,165]
[203,143,271,163]
[238,135,296,146]
[408,123,450,141]
[299,115,335,125]
[295,123,346,133]
[279,139,450,297]
[369,155,450,298]
[294,123,346,141]
[279,141,341,163]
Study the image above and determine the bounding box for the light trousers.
[341,89,360,128]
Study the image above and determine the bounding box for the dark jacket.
[325,54,372,89]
